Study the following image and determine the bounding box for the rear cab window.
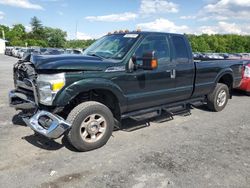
[171,35,190,62]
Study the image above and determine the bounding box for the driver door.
[119,34,177,112]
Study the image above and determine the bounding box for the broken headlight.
[37,73,65,105]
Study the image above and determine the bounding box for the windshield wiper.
[87,52,105,59]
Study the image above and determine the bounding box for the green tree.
[8,24,26,46]
[187,34,250,53]
[44,27,67,48]
[2,16,249,52]
[197,36,210,52]
[64,39,95,49]
[0,24,10,39]
[30,16,44,39]
[216,36,227,52]
[24,39,48,47]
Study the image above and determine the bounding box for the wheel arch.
[215,70,234,97]
[54,78,126,120]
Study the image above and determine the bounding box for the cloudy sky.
[0,0,250,39]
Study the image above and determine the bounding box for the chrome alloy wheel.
[217,90,227,107]
[79,114,107,143]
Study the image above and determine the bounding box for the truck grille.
[13,62,37,103]
[14,62,35,81]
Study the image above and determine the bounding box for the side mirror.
[141,51,158,70]
[131,51,158,71]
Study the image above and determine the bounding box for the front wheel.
[207,83,229,112]
[66,101,114,151]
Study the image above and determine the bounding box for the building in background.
[0,39,7,54]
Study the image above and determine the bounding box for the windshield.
[83,34,139,59]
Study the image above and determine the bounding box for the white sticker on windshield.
[123,34,139,38]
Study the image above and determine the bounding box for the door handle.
[166,69,176,79]
[170,69,176,79]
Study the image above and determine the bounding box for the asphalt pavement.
[0,54,249,188]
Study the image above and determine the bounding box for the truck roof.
[109,31,184,36]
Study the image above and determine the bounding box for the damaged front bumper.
[9,90,71,139]
[23,111,71,139]
[9,90,36,110]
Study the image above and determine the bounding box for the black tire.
[66,101,114,151]
[246,92,250,96]
[207,83,229,112]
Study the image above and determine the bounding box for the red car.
[239,62,250,95]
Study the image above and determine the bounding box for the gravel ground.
[0,54,249,188]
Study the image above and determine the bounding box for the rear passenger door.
[170,35,195,101]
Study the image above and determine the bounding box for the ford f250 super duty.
[9,31,245,151]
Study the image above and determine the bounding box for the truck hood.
[30,54,117,71]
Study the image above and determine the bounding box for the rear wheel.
[246,92,250,96]
[66,101,114,151]
[207,83,229,112]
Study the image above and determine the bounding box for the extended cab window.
[135,35,170,65]
[172,36,189,59]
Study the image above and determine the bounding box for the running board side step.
[121,97,204,121]
[120,106,191,132]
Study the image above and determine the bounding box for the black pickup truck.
[9,31,245,151]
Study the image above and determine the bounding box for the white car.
[12,47,21,57]
[17,49,28,59]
